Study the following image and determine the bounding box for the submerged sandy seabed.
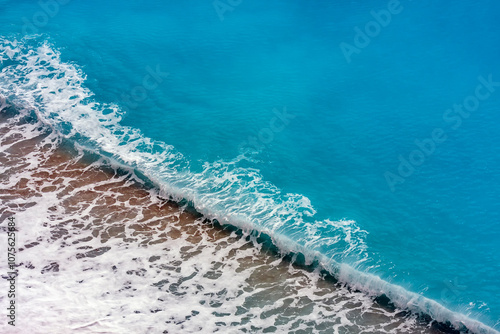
[0,110,455,333]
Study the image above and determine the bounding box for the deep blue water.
[1,0,500,330]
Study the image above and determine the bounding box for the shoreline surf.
[0,37,499,333]
[0,102,487,334]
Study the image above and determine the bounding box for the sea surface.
[0,0,499,333]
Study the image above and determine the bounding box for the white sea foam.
[0,36,367,271]
[1,37,499,334]
[0,111,436,334]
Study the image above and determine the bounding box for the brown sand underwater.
[0,110,454,333]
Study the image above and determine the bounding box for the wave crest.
[1,37,497,334]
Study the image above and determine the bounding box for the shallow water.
[0,108,455,333]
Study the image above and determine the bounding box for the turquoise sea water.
[1,0,499,331]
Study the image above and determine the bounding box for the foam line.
[1,37,498,334]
